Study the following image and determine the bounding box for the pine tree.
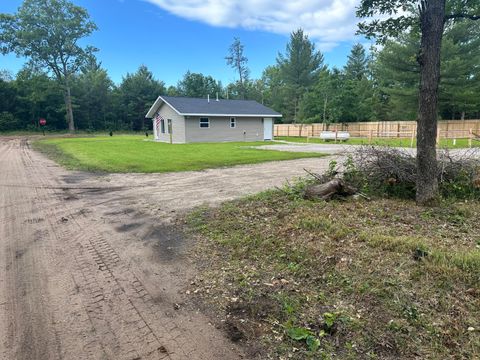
[277,29,325,122]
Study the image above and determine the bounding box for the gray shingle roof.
[147,96,282,118]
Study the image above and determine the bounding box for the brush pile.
[303,146,480,200]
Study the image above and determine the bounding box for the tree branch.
[445,13,480,21]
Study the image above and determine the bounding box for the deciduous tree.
[357,0,480,205]
[0,0,97,132]
[177,71,222,98]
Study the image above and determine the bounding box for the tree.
[224,79,266,103]
[372,21,480,121]
[72,58,115,130]
[225,37,249,99]
[15,67,66,130]
[0,75,17,114]
[373,32,421,120]
[0,0,97,132]
[341,44,375,121]
[439,21,480,120]
[345,44,369,80]
[0,75,20,131]
[277,29,325,122]
[357,0,480,205]
[166,85,180,97]
[299,69,340,124]
[177,71,222,98]
[117,65,165,131]
[261,65,291,121]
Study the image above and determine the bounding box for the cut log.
[304,178,357,200]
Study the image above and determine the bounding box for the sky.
[0,0,372,87]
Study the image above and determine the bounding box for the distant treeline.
[1,22,480,132]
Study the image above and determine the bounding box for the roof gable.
[146,96,282,118]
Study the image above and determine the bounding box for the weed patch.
[186,193,480,359]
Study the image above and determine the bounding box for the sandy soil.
[0,137,335,360]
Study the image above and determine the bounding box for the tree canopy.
[277,29,325,121]
[1,22,480,138]
[0,0,97,131]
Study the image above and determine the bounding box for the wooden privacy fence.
[274,120,480,140]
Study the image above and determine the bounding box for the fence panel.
[274,120,480,140]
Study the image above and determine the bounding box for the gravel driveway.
[0,137,336,360]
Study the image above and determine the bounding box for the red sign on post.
[39,118,47,126]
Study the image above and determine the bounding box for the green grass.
[276,136,480,148]
[33,135,326,173]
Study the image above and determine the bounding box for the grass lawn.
[186,193,480,359]
[276,136,480,149]
[33,136,325,173]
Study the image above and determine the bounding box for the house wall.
[154,103,185,143]
[185,117,264,143]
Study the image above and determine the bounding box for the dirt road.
[0,138,333,360]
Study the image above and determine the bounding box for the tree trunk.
[416,0,446,205]
[64,80,75,133]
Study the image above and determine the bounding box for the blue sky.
[0,0,370,87]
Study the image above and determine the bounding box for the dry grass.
[186,193,480,359]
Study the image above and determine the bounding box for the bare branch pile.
[302,146,480,200]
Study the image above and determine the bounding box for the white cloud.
[144,0,362,50]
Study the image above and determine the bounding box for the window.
[199,117,209,128]
[160,119,165,133]
[167,119,172,134]
[230,117,236,128]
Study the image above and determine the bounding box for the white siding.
[154,103,186,143]
[185,117,264,143]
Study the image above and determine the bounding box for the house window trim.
[199,117,210,128]
[230,117,236,129]
[160,119,165,134]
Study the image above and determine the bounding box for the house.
[145,95,282,143]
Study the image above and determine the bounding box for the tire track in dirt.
[1,139,62,360]
[2,137,336,360]
[1,137,245,360]
[19,139,173,360]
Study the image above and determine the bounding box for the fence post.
[287,125,290,137]
[410,130,415,148]
[436,128,441,146]
[469,129,473,148]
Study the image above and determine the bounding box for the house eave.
[181,113,282,118]
[145,96,183,118]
